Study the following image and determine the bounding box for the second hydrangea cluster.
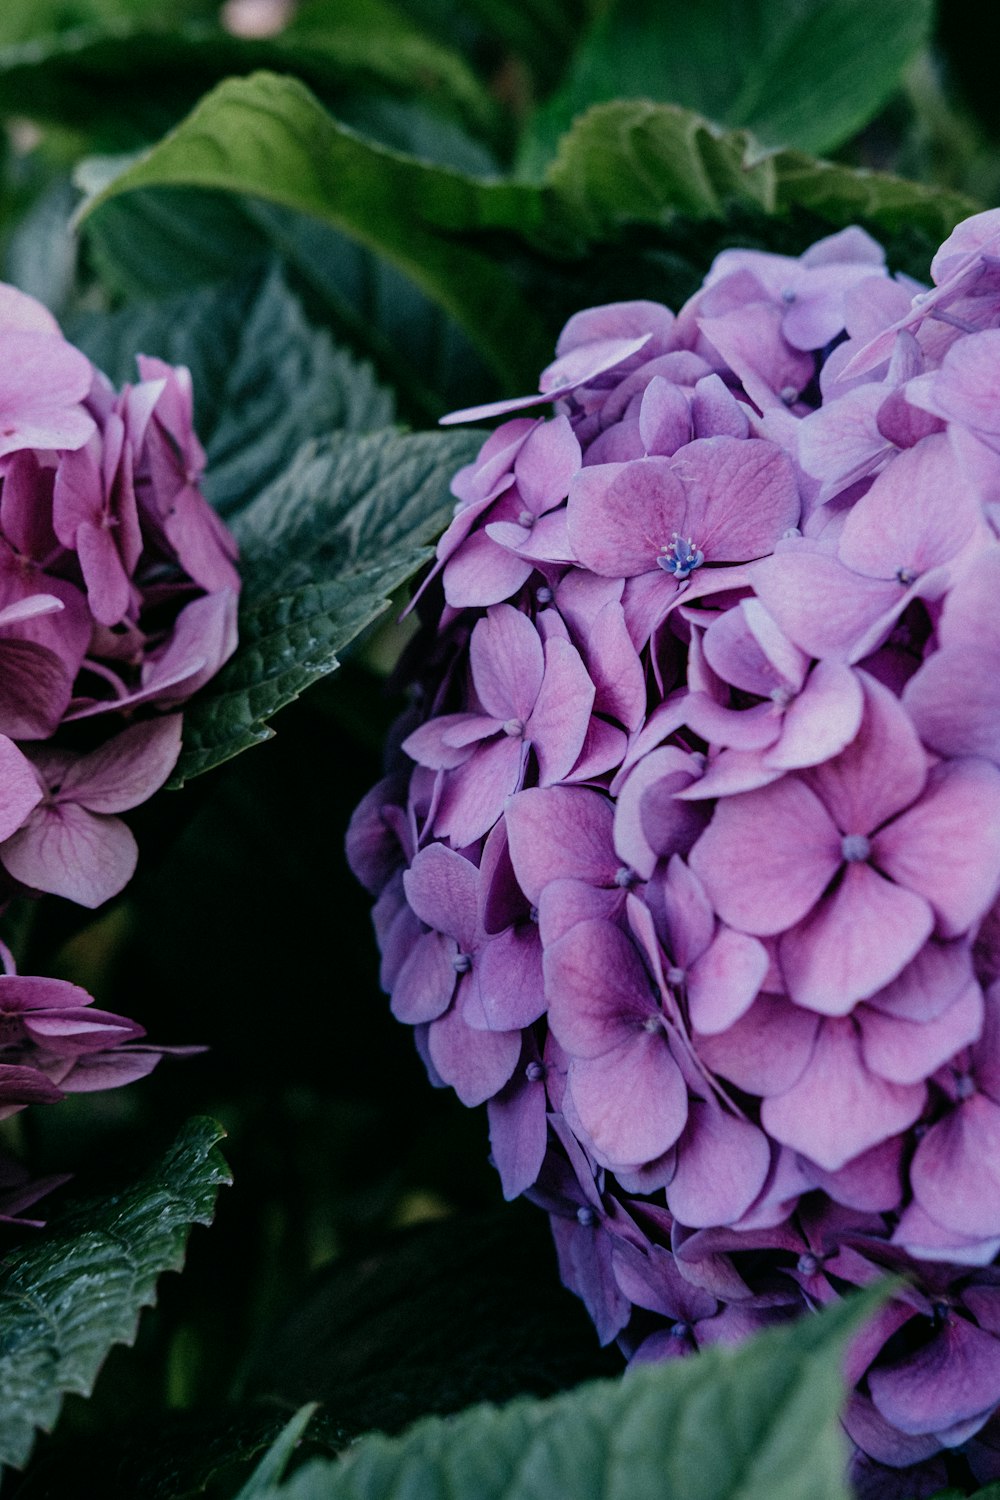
[0,283,239,1123]
[350,209,1000,1491]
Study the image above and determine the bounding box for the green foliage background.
[0,0,995,1495]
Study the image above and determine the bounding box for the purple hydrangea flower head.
[0,284,241,1157]
[349,211,1000,1488]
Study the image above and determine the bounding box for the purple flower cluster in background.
[349,210,1000,1491]
[0,284,238,1135]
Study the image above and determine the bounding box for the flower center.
[576,1205,596,1227]
[452,952,472,973]
[657,533,704,581]
[896,565,917,585]
[502,717,524,737]
[841,833,871,863]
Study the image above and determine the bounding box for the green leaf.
[69,267,396,519]
[0,1117,230,1472]
[235,1407,319,1499]
[0,0,211,44]
[545,100,979,247]
[237,1286,886,1500]
[520,0,935,173]
[77,74,977,401]
[173,426,481,783]
[75,71,553,391]
[0,17,497,150]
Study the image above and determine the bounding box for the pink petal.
[433,735,526,848]
[443,530,532,607]
[837,432,979,579]
[761,1018,925,1170]
[390,931,455,1023]
[465,924,545,1030]
[666,1102,771,1227]
[470,605,543,721]
[805,670,927,835]
[544,917,655,1058]
[427,1004,520,1105]
[860,978,983,1084]
[778,862,933,1014]
[669,437,800,561]
[505,785,616,904]
[688,776,841,936]
[487,1063,548,1199]
[752,548,911,662]
[910,1093,1000,1238]
[529,635,595,786]
[402,841,479,949]
[874,759,1000,937]
[765,661,864,770]
[0,737,43,839]
[568,1033,688,1164]
[903,645,1000,763]
[686,927,769,1034]
[868,1313,1000,1437]
[694,993,819,1097]
[60,717,183,813]
[536,878,624,948]
[1,804,136,908]
[566,458,686,577]
[513,413,581,510]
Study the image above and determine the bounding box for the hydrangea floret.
[0,284,239,1150]
[349,211,1000,1490]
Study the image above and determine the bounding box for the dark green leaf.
[173,426,481,783]
[77,74,977,400]
[75,71,554,390]
[545,101,978,247]
[520,0,935,173]
[0,18,497,149]
[0,0,211,44]
[0,1117,229,1472]
[69,267,396,519]
[235,1407,319,1499]
[241,1286,886,1500]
